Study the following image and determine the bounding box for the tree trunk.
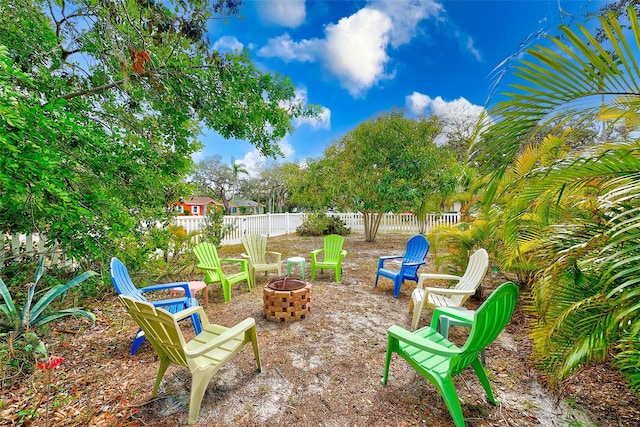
[363,211,383,242]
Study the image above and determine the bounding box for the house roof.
[230,199,264,207]
[183,197,222,206]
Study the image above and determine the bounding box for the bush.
[296,213,350,236]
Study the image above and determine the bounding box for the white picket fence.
[2,212,459,265]
[174,211,460,245]
[0,233,70,267]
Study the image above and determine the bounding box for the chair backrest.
[193,242,223,283]
[449,248,489,306]
[402,234,430,277]
[452,282,519,373]
[110,257,146,302]
[323,234,345,261]
[241,234,267,264]
[119,295,189,367]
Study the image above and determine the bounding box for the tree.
[191,156,235,213]
[474,6,640,391]
[305,111,461,242]
[0,0,316,262]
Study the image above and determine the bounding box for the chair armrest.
[378,255,402,268]
[140,282,192,298]
[419,273,462,281]
[431,307,474,328]
[265,251,282,262]
[185,317,256,358]
[387,325,460,356]
[172,306,210,328]
[403,260,425,268]
[423,286,477,296]
[220,258,248,272]
[416,273,462,290]
[310,249,323,262]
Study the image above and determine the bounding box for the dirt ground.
[2,233,640,426]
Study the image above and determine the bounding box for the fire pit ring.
[263,277,312,323]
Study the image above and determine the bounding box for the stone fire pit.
[263,277,312,323]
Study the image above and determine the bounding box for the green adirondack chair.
[241,234,282,286]
[193,242,251,302]
[310,234,347,282]
[118,295,261,425]
[382,282,519,427]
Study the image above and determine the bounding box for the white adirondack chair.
[409,248,489,330]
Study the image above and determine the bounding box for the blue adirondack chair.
[110,257,202,355]
[374,234,430,298]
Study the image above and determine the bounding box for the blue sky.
[199,0,604,176]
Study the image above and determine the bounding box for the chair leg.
[393,277,403,298]
[222,281,232,303]
[130,330,146,356]
[152,357,172,397]
[435,375,467,427]
[471,357,496,404]
[335,266,341,282]
[247,326,262,371]
[188,369,215,425]
[410,289,425,330]
[381,337,394,385]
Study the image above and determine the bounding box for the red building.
[173,197,223,216]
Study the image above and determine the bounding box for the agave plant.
[474,6,640,390]
[0,256,97,360]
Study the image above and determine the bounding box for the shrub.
[297,213,350,236]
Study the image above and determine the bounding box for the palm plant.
[475,7,640,390]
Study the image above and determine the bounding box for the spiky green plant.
[474,6,640,390]
[0,257,97,367]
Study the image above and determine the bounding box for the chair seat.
[398,326,457,375]
[409,248,489,330]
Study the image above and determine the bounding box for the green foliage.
[200,206,235,247]
[296,213,350,236]
[0,0,318,262]
[0,257,96,382]
[294,111,461,242]
[474,6,640,392]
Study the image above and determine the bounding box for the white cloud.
[256,0,306,28]
[369,0,444,47]
[212,36,244,53]
[238,140,295,178]
[405,92,490,145]
[453,29,482,61]
[324,8,393,97]
[257,3,442,97]
[258,33,319,62]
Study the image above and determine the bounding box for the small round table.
[170,281,208,308]
[286,256,306,279]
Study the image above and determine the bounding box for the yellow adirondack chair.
[241,234,282,286]
[310,234,347,282]
[118,295,261,425]
[193,242,251,303]
[409,248,489,330]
